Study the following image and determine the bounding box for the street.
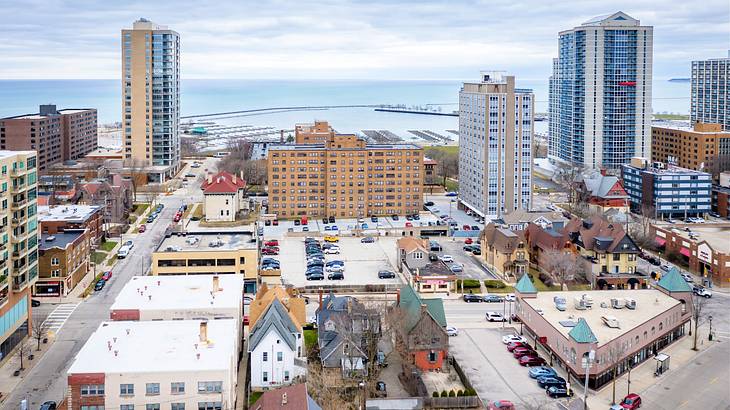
[2,159,214,409]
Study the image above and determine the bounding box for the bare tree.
[554,162,586,207]
[124,158,148,203]
[604,342,628,404]
[542,249,588,290]
[16,341,29,370]
[180,137,198,158]
[31,314,50,351]
[691,294,709,351]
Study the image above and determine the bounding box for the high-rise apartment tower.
[691,53,729,131]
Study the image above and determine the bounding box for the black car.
[307,273,325,280]
[264,220,271,226]
[371,216,378,222]
[40,401,57,410]
[472,248,482,256]
[328,272,345,280]
[406,215,413,221]
[471,225,479,231]
[392,215,399,221]
[413,215,420,220]
[546,386,573,398]
[425,201,434,206]
[294,219,301,226]
[463,294,483,303]
[94,280,106,291]
[537,376,566,389]
[429,253,438,261]
[378,270,396,279]
[31,299,41,307]
[463,245,475,252]
[328,216,335,223]
[322,218,329,224]
[482,295,503,303]
[307,263,325,270]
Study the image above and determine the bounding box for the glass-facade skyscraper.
[549,12,653,170]
[122,19,180,183]
[691,53,729,131]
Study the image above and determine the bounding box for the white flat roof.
[523,289,680,346]
[110,275,243,313]
[68,319,237,374]
[0,150,35,159]
[38,205,101,222]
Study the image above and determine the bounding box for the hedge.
[457,279,481,289]
[484,280,506,288]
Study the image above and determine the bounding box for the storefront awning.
[655,237,666,246]
[680,248,691,257]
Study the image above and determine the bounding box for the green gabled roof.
[422,299,447,327]
[569,318,598,344]
[515,274,537,294]
[399,285,447,330]
[657,267,692,293]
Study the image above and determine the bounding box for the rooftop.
[0,150,36,159]
[653,223,730,254]
[157,231,257,252]
[522,289,679,346]
[110,275,244,313]
[67,319,237,374]
[652,122,729,135]
[269,143,421,151]
[56,108,95,115]
[38,205,102,223]
[40,230,85,250]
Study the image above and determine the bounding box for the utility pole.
[583,349,595,410]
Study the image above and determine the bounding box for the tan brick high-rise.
[651,122,730,179]
[267,122,424,218]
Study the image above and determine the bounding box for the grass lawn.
[193,204,204,219]
[654,113,689,120]
[249,391,263,406]
[485,285,515,294]
[92,251,107,264]
[100,241,117,252]
[444,179,459,192]
[132,203,150,215]
[304,329,318,352]
[183,203,198,219]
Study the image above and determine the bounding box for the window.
[146,405,160,410]
[197,403,221,410]
[51,257,59,265]
[428,351,437,362]
[171,404,185,410]
[120,383,134,395]
[284,371,290,382]
[263,371,269,382]
[262,352,268,361]
[80,384,105,396]
[197,381,222,393]
[146,383,160,395]
[81,407,104,410]
[171,382,185,394]
[277,351,283,362]
[120,405,134,410]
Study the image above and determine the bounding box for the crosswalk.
[42,303,79,334]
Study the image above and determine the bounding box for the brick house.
[396,285,448,371]
[35,229,90,297]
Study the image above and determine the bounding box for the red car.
[173,214,181,223]
[512,347,536,358]
[506,341,528,352]
[405,222,413,227]
[272,220,279,226]
[519,355,546,367]
[101,271,113,281]
[464,238,473,244]
[487,400,514,410]
[261,247,279,255]
[138,224,146,233]
[463,224,471,230]
[264,240,279,247]
[619,394,642,409]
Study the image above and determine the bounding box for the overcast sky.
[0,0,727,80]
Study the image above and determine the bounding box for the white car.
[446,326,459,337]
[325,265,345,273]
[486,312,506,322]
[502,335,528,344]
[323,247,340,254]
[439,255,454,263]
[505,293,516,302]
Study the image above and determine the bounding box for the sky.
[0,0,728,81]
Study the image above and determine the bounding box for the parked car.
[306,273,325,280]
[324,235,339,243]
[40,401,57,410]
[486,312,506,322]
[325,265,345,273]
[264,240,279,247]
[439,254,454,263]
[31,299,41,307]
[328,272,345,280]
[261,247,279,255]
[449,263,464,273]
[518,355,546,366]
[619,394,642,409]
[425,201,435,206]
[483,294,504,303]
[506,341,528,352]
[505,293,516,302]
[471,248,482,256]
[371,216,379,222]
[471,225,480,231]
[378,270,396,279]
[464,238,473,245]
[709,211,721,218]
[660,264,670,272]
[502,334,528,344]
[528,366,557,379]
[445,191,458,197]
[546,386,573,398]
[323,247,341,254]
[487,401,514,410]
[326,260,345,266]
[512,346,536,358]
[101,271,113,281]
[405,222,413,227]
[463,294,483,303]
[681,272,693,282]
[361,236,375,243]
[138,224,146,233]
[537,376,566,389]
[693,286,712,298]
[94,280,106,291]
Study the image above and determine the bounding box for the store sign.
[697,243,713,264]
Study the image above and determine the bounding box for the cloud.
[0,0,727,79]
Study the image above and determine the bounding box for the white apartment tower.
[549,11,653,169]
[691,52,729,131]
[122,18,180,183]
[458,72,533,220]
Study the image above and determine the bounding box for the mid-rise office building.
[122,18,180,182]
[267,123,424,218]
[621,157,712,217]
[66,320,238,410]
[0,105,97,171]
[549,12,653,169]
[652,122,730,178]
[458,72,533,219]
[691,53,729,131]
[0,150,39,362]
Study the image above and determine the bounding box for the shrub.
[456,389,464,397]
[440,390,448,397]
[484,280,506,288]
[464,387,476,396]
[448,390,456,397]
[432,391,439,398]
[457,279,481,289]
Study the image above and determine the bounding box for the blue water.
[0,79,690,134]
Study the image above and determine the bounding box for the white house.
[249,298,307,390]
[202,171,248,222]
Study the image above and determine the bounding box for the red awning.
[680,248,691,257]
[655,237,666,246]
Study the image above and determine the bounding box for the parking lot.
[261,213,443,238]
[449,328,554,406]
[425,194,484,230]
[273,236,404,288]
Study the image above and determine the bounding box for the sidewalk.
[0,331,55,404]
[587,329,715,408]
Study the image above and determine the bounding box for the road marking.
[42,303,79,333]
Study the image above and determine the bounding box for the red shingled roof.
[202,171,246,194]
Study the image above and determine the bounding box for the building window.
[428,351,437,362]
[146,405,160,410]
[197,381,222,393]
[80,384,105,396]
[263,371,269,382]
[171,404,185,410]
[263,352,268,361]
[51,257,59,265]
[277,351,283,361]
[171,382,185,394]
[146,383,160,395]
[284,371,290,382]
[120,383,134,396]
[120,405,134,410]
[197,403,221,410]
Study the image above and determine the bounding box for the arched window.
[651,326,655,335]
[635,335,640,345]
[659,322,663,331]
[644,331,648,340]
[680,299,687,314]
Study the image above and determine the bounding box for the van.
[117,245,131,259]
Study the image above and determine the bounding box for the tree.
[31,314,50,351]
[542,248,587,290]
[219,140,268,191]
[554,161,586,207]
[124,158,148,203]
[605,342,628,404]
[180,137,198,157]
[16,341,29,370]
[691,294,709,351]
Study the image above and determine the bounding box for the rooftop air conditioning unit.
[574,296,587,310]
[625,298,637,310]
[602,315,620,329]
[553,296,567,311]
[611,298,625,309]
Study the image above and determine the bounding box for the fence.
[423,396,480,408]
[449,357,474,391]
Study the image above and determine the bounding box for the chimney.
[318,288,323,310]
[199,320,208,343]
[207,175,212,184]
[212,275,220,292]
[232,174,237,184]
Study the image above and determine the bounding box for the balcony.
[10,168,26,177]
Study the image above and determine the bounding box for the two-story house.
[397,237,456,293]
[396,285,448,370]
[201,171,248,222]
[35,229,90,297]
[481,223,529,280]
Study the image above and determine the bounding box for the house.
[481,223,528,280]
[249,284,306,329]
[78,175,132,232]
[39,205,104,245]
[397,237,456,293]
[252,383,322,410]
[316,294,380,379]
[35,229,90,297]
[249,298,307,390]
[492,208,568,232]
[577,171,630,213]
[37,175,78,204]
[202,171,249,222]
[396,285,448,370]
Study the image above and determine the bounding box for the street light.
[583,349,595,410]
[709,315,713,341]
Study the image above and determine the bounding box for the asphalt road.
[3,159,213,409]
